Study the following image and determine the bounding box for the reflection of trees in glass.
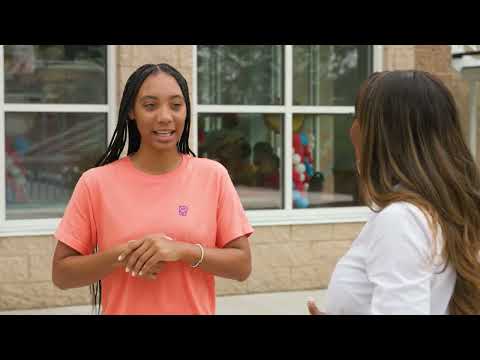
[294,45,371,106]
[295,45,358,80]
[4,45,107,104]
[198,45,284,105]
[5,113,107,207]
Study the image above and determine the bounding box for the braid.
[90,63,195,314]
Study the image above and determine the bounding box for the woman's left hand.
[118,234,185,277]
[307,297,326,315]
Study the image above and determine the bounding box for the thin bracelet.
[192,244,205,268]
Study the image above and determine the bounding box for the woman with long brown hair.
[308,70,480,315]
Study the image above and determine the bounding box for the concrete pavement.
[0,289,326,315]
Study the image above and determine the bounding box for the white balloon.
[293,153,301,165]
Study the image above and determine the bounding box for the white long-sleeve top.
[325,202,456,315]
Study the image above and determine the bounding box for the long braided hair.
[90,63,196,314]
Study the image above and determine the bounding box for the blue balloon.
[295,196,309,209]
[305,162,314,177]
[293,190,309,208]
[14,136,30,155]
[300,132,309,146]
[293,190,301,201]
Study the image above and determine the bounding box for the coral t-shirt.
[54,155,254,315]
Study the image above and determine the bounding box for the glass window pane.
[198,46,284,105]
[292,114,360,209]
[5,112,107,219]
[293,45,372,106]
[198,113,283,210]
[4,45,107,104]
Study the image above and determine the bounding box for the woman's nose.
[155,107,173,123]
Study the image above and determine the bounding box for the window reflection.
[293,45,372,106]
[4,45,107,104]
[198,45,284,105]
[198,113,283,209]
[292,114,360,208]
[5,112,107,219]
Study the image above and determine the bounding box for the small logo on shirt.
[178,205,189,217]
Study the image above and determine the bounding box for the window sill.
[247,206,372,227]
[0,207,373,237]
[0,218,60,237]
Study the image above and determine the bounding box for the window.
[0,45,115,234]
[195,45,379,225]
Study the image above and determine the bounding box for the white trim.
[197,105,287,113]
[191,45,198,154]
[196,105,355,115]
[0,218,60,237]
[284,45,293,210]
[0,206,374,236]
[107,45,117,141]
[373,45,384,72]
[4,104,109,113]
[247,207,372,226]
[291,106,354,114]
[0,46,5,226]
[469,81,478,160]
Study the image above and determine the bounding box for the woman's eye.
[144,104,155,110]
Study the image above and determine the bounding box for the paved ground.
[0,289,326,315]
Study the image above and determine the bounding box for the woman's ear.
[350,119,361,164]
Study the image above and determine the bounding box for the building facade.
[0,45,477,310]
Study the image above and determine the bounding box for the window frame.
[193,45,384,226]
[0,45,117,236]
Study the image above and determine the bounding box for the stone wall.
[0,223,363,310]
[0,236,90,310]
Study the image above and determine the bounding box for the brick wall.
[216,223,363,295]
[383,45,416,70]
[0,223,363,310]
[0,236,90,310]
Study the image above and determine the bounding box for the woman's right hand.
[117,242,166,280]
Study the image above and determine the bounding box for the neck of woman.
[130,146,183,175]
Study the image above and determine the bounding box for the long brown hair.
[355,70,480,315]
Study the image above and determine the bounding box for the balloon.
[305,162,314,177]
[295,163,306,174]
[300,132,309,146]
[293,153,302,165]
[293,133,304,157]
[293,191,309,208]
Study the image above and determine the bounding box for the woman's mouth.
[152,130,176,142]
